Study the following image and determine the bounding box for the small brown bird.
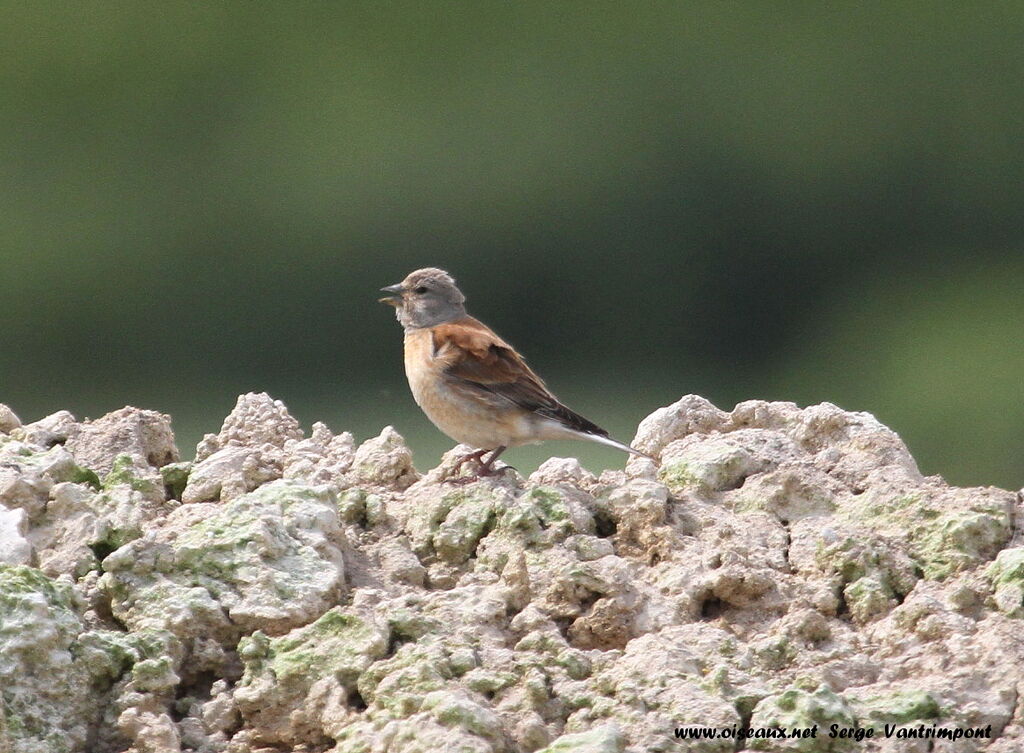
[380,267,647,477]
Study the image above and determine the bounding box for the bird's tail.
[574,430,653,460]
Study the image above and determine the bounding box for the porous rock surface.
[1,392,1023,753]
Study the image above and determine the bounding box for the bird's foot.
[451,449,489,474]
[477,462,517,478]
[445,447,513,483]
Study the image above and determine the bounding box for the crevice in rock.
[106,609,129,633]
[84,581,121,630]
[470,512,498,560]
[594,509,617,538]
[384,630,412,659]
[723,471,754,492]
[835,587,851,622]
[221,651,245,685]
[89,540,117,566]
[701,596,725,621]
[1011,489,1024,546]
[552,615,574,642]
[733,699,755,751]
[779,518,792,573]
[173,671,220,721]
[578,589,600,615]
[347,687,367,712]
[149,450,175,467]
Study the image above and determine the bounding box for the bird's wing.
[431,317,609,436]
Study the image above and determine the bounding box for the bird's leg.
[448,446,513,481]
[451,448,490,475]
[476,446,512,477]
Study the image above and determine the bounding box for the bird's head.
[380,267,467,329]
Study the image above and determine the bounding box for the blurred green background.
[2,3,1022,488]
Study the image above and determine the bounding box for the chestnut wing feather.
[432,318,608,437]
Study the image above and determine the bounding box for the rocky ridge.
[1,393,1022,753]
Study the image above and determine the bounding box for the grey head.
[379,267,468,329]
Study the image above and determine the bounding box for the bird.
[379,267,649,478]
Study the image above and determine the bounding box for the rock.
[282,421,356,485]
[747,686,856,751]
[530,457,597,488]
[987,548,1024,617]
[14,409,78,447]
[0,403,21,433]
[0,442,92,521]
[539,725,624,752]
[181,445,279,503]
[658,433,766,494]
[65,406,179,475]
[0,506,31,565]
[631,394,729,457]
[194,392,302,462]
[0,565,178,753]
[101,480,348,648]
[235,607,389,747]
[2,392,1023,752]
[28,471,175,579]
[351,426,419,488]
[184,394,307,502]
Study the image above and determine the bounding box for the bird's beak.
[379,283,404,306]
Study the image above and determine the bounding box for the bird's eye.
[414,286,429,294]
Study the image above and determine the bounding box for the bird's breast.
[402,328,533,448]
[403,329,440,407]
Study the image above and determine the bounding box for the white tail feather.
[573,431,652,459]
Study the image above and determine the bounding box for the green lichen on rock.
[239,607,388,687]
[159,461,191,500]
[986,547,1024,617]
[914,509,1011,579]
[815,536,912,591]
[842,577,893,623]
[433,490,497,564]
[0,565,162,753]
[475,485,595,573]
[356,640,452,716]
[68,465,102,490]
[526,486,571,525]
[847,689,940,725]
[657,460,704,494]
[101,479,346,640]
[73,627,178,687]
[420,689,502,739]
[748,685,856,751]
[337,487,369,524]
[814,534,917,623]
[843,491,1013,580]
[12,445,81,484]
[538,724,625,753]
[234,607,390,747]
[658,438,758,495]
[102,454,162,494]
[406,485,506,564]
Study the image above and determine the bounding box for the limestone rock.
[0,506,31,565]
[2,392,1022,753]
[194,392,302,462]
[14,409,78,448]
[65,406,179,476]
[101,480,348,647]
[0,403,21,433]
